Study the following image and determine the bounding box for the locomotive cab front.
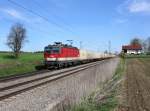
[44,42,80,68]
[44,46,61,67]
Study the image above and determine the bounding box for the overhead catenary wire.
[2,18,57,38]
[32,0,73,31]
[7,0,77,35]
[1,18,61,52]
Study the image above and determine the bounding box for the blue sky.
[0,0,150,52]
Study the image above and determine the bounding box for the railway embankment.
[0,58,119,111]
[68,58,125,111]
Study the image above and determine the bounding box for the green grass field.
[124,54,150,58]
[0,53,43,77]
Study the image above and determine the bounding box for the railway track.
[0,59,107,82]
[0,60,106,101]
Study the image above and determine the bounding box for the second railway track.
[0,60,106,101]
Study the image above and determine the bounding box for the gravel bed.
[0,58,119,111]
[0,61,96,88]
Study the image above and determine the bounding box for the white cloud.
[4,8,22,18]
[128,0,150,13]
[0,8,30,22]
[118,0,150,14]
[0,7,45,24]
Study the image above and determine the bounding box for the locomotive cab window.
[44,47,50,53]
[44,47,60,54]
[52,47,60,54]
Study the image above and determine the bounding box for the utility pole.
[79,41,82,49]
[108,40,111,54]
[67,40,73,46]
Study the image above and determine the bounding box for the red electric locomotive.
[44,42,79,68]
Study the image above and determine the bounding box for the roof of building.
[122,45,142,50]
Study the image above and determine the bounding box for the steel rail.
[0,61,100,91]
[0,61,103,101]
[0,59,106,82]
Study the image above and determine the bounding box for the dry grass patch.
[70,58,125,111]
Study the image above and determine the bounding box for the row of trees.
[130,37,150,53]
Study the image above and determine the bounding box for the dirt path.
[125,58,150,111]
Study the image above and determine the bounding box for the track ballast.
[0,59,109,101]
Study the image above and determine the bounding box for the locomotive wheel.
[63,63,66,68]
[64,63,68,68]
[57,64,61,69]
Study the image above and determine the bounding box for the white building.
[122,45,142,54]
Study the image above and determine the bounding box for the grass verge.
[0,53,43,77]
[70,58,125,111]
[124,54,150,58]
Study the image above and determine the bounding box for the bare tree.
[143,37,150,52]
[130,38,142,46]
[142,40,147,52]
[7,23,27,58]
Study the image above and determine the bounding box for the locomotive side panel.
[56,47,79,61]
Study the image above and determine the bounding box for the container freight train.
[44,42,114,68]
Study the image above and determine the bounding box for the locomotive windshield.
[44,47,60,54]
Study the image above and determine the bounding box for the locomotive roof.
[47,42,78,49]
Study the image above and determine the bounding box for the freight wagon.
[44,42,113,68]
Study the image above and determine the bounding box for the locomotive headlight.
[50,55,54,57]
